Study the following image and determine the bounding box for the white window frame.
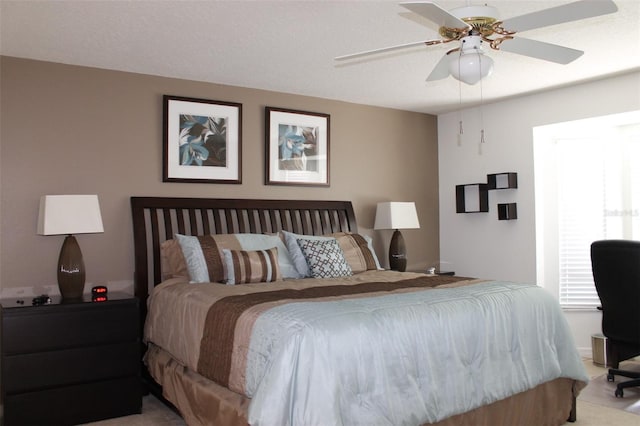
[534,111,640,309]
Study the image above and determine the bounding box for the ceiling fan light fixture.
[449,52,494,85]
[449,36,494,85]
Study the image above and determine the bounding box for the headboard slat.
[211,209,220,234]
[224,210,233,234]
[249,210,260,234]
[149,209,162,289]
[187,209,198,235]
[202,210,211,235]
[258,209,268,234]
[272,210,279,233]
[175,210,185,235]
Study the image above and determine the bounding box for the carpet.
[578,360,640,416]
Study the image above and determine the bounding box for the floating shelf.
[488,172,518,190]
[456,184,489,213]
[498,203,518,220]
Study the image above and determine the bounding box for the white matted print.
[163,95,242,183]
[265,107,330,187]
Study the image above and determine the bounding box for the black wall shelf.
[488,172,518,190]
[498,203,518,220]
[456,184,489,213]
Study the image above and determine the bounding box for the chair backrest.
[590,240,640,346]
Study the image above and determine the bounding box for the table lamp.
[374,202,420,272]
[37,195,104,299]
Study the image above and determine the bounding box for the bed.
[131,196,588,426]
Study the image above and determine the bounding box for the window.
[534,111,640,308]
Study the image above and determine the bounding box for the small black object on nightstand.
[31,295,51,305]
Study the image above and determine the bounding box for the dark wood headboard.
[131,197,358,315]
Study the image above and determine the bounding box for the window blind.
[556,135,640,307]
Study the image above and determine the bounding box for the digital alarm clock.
[91,285,108,302]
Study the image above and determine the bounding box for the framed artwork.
[163,95,242,183]
[265,107,330,187]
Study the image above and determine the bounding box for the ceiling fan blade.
[498,37,583,64]
[335,39,436,61]
[501,0,618,33]
[400,1,469,29]
[426,53,452,81]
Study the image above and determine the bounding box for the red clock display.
[91,286,108,302]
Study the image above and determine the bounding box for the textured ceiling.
[1,0,639,114]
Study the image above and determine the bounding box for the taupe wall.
[0,56,439,297]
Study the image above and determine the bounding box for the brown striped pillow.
[329,233,379,273]
[222,247,282,285]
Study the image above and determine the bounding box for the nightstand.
[0,293,141,425]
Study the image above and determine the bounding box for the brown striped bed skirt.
[146,343,579,426]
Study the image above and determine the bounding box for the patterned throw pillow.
[329,232,380,273]
[296,238,353,279]
[222,247,282,285]
[282,231,333,277]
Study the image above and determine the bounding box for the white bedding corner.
[246,280,588,425]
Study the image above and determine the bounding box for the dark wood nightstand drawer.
[4,375,142,426]
[1,294,141,425]
[2,299,138,354]
[3,341,139,393]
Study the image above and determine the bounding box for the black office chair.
[590,239,640,398]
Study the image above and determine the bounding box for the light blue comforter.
[245,280,588,425]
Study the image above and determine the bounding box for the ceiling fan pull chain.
[457,52,464,146]
[479,52,486,153]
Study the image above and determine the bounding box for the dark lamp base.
[57,235,86,299]
[389,229,407,272]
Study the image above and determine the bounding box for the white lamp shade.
[374,202,420,230]
[37,195,104,235]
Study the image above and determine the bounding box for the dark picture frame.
[265,107,330,187]
[163,95,242,184]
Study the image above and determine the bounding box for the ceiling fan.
[335,0,618,85]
